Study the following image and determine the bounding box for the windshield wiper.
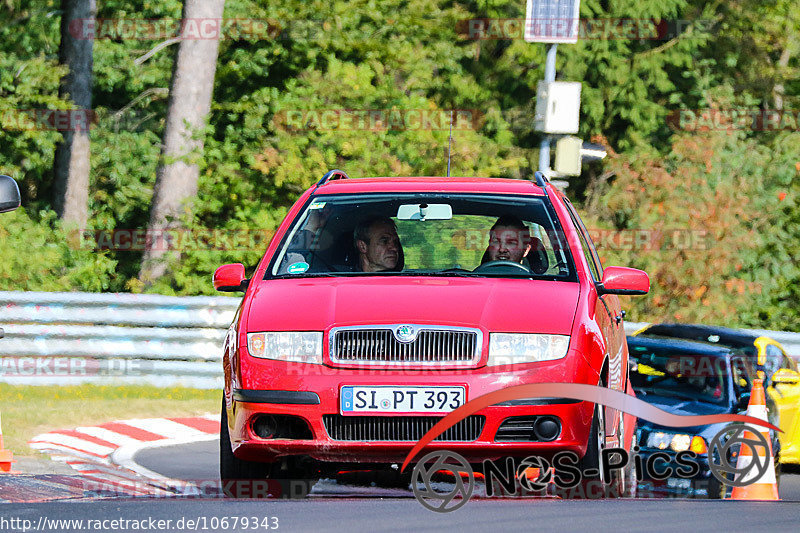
[269,272,355,279]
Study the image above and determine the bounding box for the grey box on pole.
[554,136,583,175]
[534,81,581,134]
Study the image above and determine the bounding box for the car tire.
[706,476,726,499]
[220,397,272,497]
[614,426,638,498]
[576,401,606,499]
[219,397,318,499]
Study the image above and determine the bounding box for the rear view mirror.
[0,175,21,213]
[397,203,452,221]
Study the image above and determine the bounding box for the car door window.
[766,343,796,373]
[562,200,601,281]
[565,199,604,277]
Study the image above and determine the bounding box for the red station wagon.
[214,170,649,497]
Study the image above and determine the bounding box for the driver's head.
[354,216,401,272]
[486,215,531,263]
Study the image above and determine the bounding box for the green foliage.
[0,209,116,291]
[579,122,800,329]
[754,133,800,329]
[0,0,798,332]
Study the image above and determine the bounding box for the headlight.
[646,432,707,453]
[487,333,570,366]
[246,332,323,364]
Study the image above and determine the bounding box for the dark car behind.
[627,335,780,498]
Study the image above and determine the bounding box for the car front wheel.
[219,396,318,498]
[574,401,606,499]
[219,397,272,497]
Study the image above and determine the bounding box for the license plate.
[340,386,466,415]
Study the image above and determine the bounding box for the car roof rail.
[316,169,350,187]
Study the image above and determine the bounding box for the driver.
[354,216,403,272]
[484,215,532,264]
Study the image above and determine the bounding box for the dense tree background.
[0,0,798,329]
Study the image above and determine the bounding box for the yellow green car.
[631,323,800,465]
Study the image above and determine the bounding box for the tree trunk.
[53,0,95,229]
[139,0,226,284]
[773,47,792,111]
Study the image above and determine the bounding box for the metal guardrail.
[0,292,798,389]
[0,291,238,389]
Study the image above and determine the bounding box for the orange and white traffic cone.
[728,379,779,500]
[0,412,15,473]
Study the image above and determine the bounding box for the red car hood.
[245,277,579,335]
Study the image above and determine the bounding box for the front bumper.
[227,359,599,464]
[635,448,715,498]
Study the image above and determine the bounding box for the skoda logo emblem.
[394,325,416,343]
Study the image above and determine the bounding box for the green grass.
[0,384,220,457]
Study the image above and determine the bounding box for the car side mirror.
[213,263,248,292]
[0,175,21,213]
[596,266,650,296]
[771,368,800,386]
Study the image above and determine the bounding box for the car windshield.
[628,344,731,406]
[268,193,576,280]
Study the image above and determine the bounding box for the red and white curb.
[27,415,220,497]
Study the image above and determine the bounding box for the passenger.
[279,204,333,273]
[353,216,403,272]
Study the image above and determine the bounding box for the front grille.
[323,415,485,442]
[329,325,481,365]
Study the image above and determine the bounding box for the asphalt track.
[5,441,800,532]
[3,498,800,533]
[88,440,799,532]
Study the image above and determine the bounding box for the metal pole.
[538,43,558,174]
[447,110,453,177]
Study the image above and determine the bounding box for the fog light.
[253,415,277,439]
[533,417,561,441]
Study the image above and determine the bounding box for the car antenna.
[446,110,453,177]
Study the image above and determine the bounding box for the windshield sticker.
[308,202,326,210]
[286,262,309,274]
